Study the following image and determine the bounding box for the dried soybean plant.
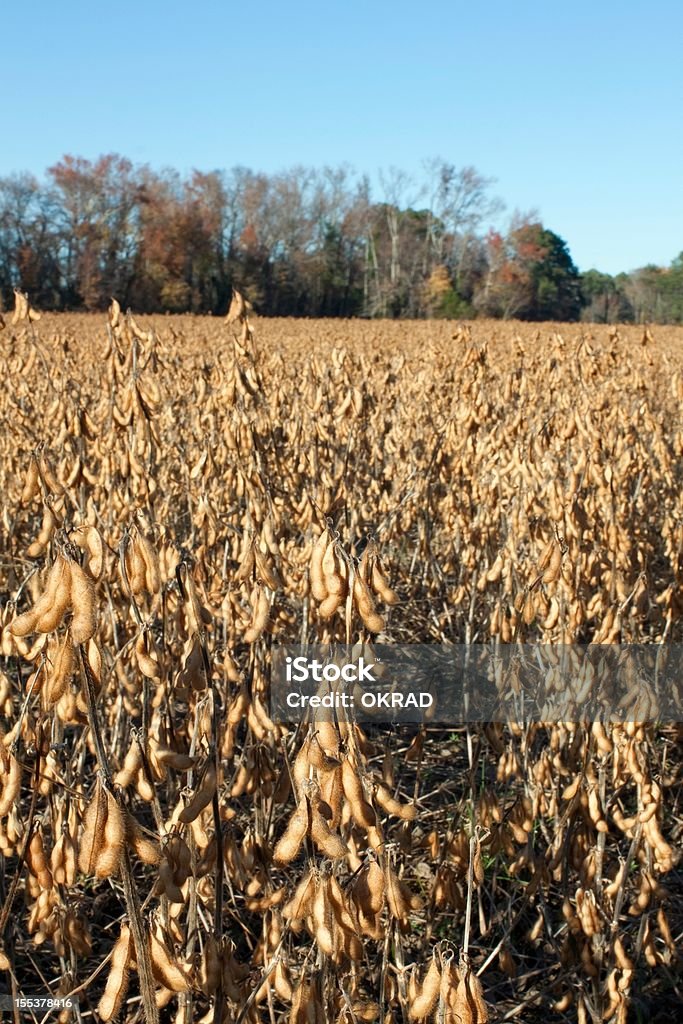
[0,302,680,1023]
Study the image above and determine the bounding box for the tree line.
[0,154,681,322]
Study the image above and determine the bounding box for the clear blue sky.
[4,0,682,275]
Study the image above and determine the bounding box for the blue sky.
[3,0,682,275]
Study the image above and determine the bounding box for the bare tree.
[423,158,503,287]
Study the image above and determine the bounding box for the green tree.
[520,225,583,320]
[580,269,634,323]
[475,219,583,321]
[661,253,683,323]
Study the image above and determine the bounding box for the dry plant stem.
[79,647,160,1024]
[11,667,42,762]
[611,825,642,930]
[500,989,545,1020]
[463,831,477,957]
[393,921,409,1024]
[197,624,224,1024]
[338,980,360,1024]
[68,946,86,1024]
[379,918,391,1024]
[233,951,280,1024]
[0,742,41,943]
[132,730,165,833]
[79,648,113,787]
[211,782,224,1024]
[180,830,198,1024]
[10,973,19,1024]
[141,673,151,766]
[476,858,547,978]
[28,321,57,394]
[119,532,144,629]
[594,762,607,895]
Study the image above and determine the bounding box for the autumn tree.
[47,154,142,309]
[475,226,534,319]
[475,218,583,321]
[6,153,675,324]
[423,158,502,301]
